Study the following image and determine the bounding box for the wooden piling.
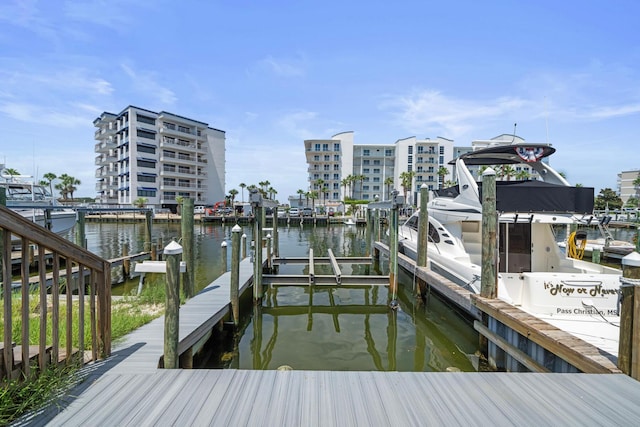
[417,184,429,268]
[273,207,279,257]
[145,209,153,252]
[164,240,182,369]
[592,248,601,264]
[242,234,247,259]
[253,204,263,301]
[122,243,130,277]
[389,190,399,307]
[365,208,373,257]
[266,234,272,271]
[221,241,228,272]
[182,198,195,299]
[618,251,640,379]
[75,209,86,249]
[231,225,241,326]
[480,168,498,299]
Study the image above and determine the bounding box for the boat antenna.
[544,96,550,144]
[511,123,517,142]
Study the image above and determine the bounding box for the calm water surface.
[69,221,485,371]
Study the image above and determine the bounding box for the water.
[66,221,481,372]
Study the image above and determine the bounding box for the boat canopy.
[449,143,555,166]
[479,180,594,214]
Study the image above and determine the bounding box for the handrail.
[1,204,111,380]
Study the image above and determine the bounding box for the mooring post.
[251,189,263,301]
[417,184,429,268]
[242,233,247,259]
[157,237,163,261]
[389,190,400,308]
[266,234,272,271]
[273,207,279,257]
[164,240,182,369]
[618,251,640,379]
[375,207,381,242]
[592,247,601,264]
[182,198,195,298]
[221,241,228,271]
[365,208,373,257]
[480,168,498,299]
[75,209,86,249]
[636,227,640,253]
[145,209,153,252]
[231,225,241,326]
[151,242,157,261]
[122,243,130,278]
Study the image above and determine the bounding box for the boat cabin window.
[404,216,440,243]
[499,223,531,273]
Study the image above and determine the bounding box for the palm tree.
[515,170,530,181]
[268,187,277,201]
[309,190,318,212]
[3,168,20,181]
[315,178,325,205]
[499,165,516,181]
[239,183,246,202]
[384,177,394,201]
[436,166,449,189]
[133,197,147,208]
[229,188,238,205]
[633,175,640,198]
[399,171,416,205]
[341,177,350,200]
[43,172,57,196]
[57,173,81,200]
[356,175,366,200]
[296,189,305,207]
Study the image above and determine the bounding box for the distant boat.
[1,167,76,235]
[344,218,356,226]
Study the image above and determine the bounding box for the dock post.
[636,227,640,253]
[618,251,640,379]
[266,234,272,272]
[221,241,228,272]
[251,189,263,301]
[389,190,400,308]
[231,225,241,326]
[365,208,373,257]
[157,237,163,261]
[122,243,130,278]
[75,209,86,249]
[145,209,153,252]
[273,207,279,257]
[417,183,429,268]
[164,240,182,369]
[480,168,498,299]
[592,247,601,264]
[375,207,381,242]
[182,198,195,298]
[242,233,247,259]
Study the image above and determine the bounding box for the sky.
[1,0,639,202]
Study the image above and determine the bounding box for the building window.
[385,149,393,156]
[137,129,156,140]
[417,146,424,154]
[363,185,369,191]
[324,155,330,161]
[137,159,156,169]
[137,174,156,183]
[324,165,330,171]
[439,156,444,164]
[363,160,370,165]
[137,189,156,197]
[373,185,380,191]
[333,174,339,180]
[136,114,156,125]
[137,144,156,154]
[373,177,380,182]
[408,146,413,154]
[315,143,321,151]
[333,192,339,199]
[363,149,370,156]
[408,155,413,164]
[363,168,370,173]
[314,155,320,161]
[334,154,340,161]
[178,125,191,134]
[439,146,445,155]
[373,168,380,174]
[333,143,340,151]
[408,165,413,172]
[373,160,380,165]
[322,143,329,151]
[333,164,340,170]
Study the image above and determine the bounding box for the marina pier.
[3,193,640,424]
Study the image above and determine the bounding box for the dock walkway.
[20,253,640,426]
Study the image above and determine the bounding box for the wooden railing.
[0,205,111,380]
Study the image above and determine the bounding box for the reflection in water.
[204,274,479,372]
[70,221,480,371]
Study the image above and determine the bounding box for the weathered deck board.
[33,370,640,426]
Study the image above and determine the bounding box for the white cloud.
[260,56,305,77]
[120,63,177,106]
[275,111,318,140]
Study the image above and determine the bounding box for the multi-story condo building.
[304,132,454,206]
[618,169,640,205]
[94,106,225,211]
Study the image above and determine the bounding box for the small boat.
[344,218,356,226]
[398,141,623,358]
[1,167,76,235]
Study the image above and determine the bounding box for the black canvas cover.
[478,181,594,214]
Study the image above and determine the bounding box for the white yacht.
[1,167,76,235]
[398,142,622,357]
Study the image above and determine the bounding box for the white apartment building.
[94,106,225,211]
[304,132,454,205]
[618,169,640,205]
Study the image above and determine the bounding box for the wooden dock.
[16,247,640,425]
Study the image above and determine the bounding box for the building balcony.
[95,127,116,139]
[95,140,117,153]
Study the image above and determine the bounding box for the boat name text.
[543,282,619,298]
